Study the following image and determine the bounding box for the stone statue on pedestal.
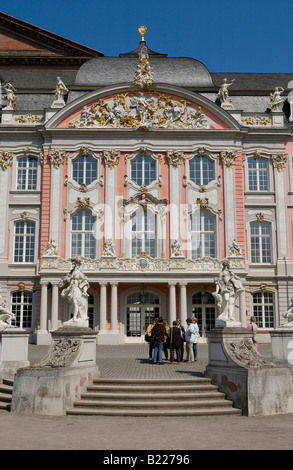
[282,298,293,326]
[0,293,16,331]
[59,258,90,328]
[212,260,244,325]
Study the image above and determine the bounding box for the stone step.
[79,391,226,401]
[67,406,242,417]
[0,379,14,411]
[72,398,234,409]
[67,378,242,417]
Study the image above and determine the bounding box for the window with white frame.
[131,208,156,257]
[17,156,38,190]
[14,221,36,263]
[190,210,216,258]
[72,154,98,186]
[252,291,274,328]
[131,155,156,186]
[250,221,272,263]
[71,210,97,259]
[11,290,33,328]
[189,156,215,186]
[248,158,269,191]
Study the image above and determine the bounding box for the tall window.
[131,209,156,257]
[71,210,96,259]
[248,158,269,191]
[189,156,215,186]
[14,221,35,263]
[17,157,38,190]
[131,155,156,186]
[72,155,97,185]
[11,291,33,328]
[250,222,272,263]
[252,291,274,328]
[191,210,216,258]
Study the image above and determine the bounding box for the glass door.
[125,292,160,342]
[192,291,216,337]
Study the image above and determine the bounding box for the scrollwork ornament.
[271,153,288,171]
[167,150,185,167]
[0,151,14,170]
[49,149,68,169]
[102,149,120,168]
[219,151,237,167]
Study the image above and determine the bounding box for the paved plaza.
[0,342,293,451]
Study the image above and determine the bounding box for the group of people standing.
[145,316,199,364]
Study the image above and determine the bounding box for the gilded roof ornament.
[138,26,147,42]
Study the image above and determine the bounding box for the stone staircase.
[0,379,13,411]
[67,377,242,417]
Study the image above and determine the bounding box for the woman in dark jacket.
[152,317,167,364]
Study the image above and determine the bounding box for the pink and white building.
[0,13,293,344]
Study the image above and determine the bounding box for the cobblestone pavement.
[1,342,293,452]
[27,342,273,379]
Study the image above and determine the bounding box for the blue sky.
[1,0,292,73]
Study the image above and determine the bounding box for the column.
[50,283,59,331]
[240,289,246,327]
[40,283,48,332]
[110,282,118,334]
[34,282,51,345]
[168,283,176,325]
[99,282,108,333]
[179,283,187,326]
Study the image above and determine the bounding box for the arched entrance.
[125,291,161,343]
[191,291,216,337]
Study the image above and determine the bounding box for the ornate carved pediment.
[67,91,215,130]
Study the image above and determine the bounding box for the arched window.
[72,155,97,185]
[17,156,38,190]
[248,158,269,191]
[131,208,156,258]
[252,291,274,328]
[189,156,215,186]
[11,290,33,329]
[71,210,96,259]
[14,221,36,263]
[250,222,272,263]
[191,210,216,258]
[131,155,156,186]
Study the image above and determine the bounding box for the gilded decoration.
[0,151,14,170]
[49,149,68,168]
[102,149,120,167]
[167,150,185,167]
[68,92,209,130]
[134,45,154,89]
[15,114,43,124]
[77,197,90,209]
[271,152,288,171]
[219,151,237,167]
[241,116,271,126]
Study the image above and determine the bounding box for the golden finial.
[138,25,147,42]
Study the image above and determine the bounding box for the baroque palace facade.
[1,13,293,345]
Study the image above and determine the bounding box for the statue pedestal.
[205,327,293,416]
[215,318,242,328]
[270,328,293,366]
[0,329,30,380]
[11,327,99,415]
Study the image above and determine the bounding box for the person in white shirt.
[185,317,198,362]
[191,317,199,361]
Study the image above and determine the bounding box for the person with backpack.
[152,317,167,364]
[168,320,182,364]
